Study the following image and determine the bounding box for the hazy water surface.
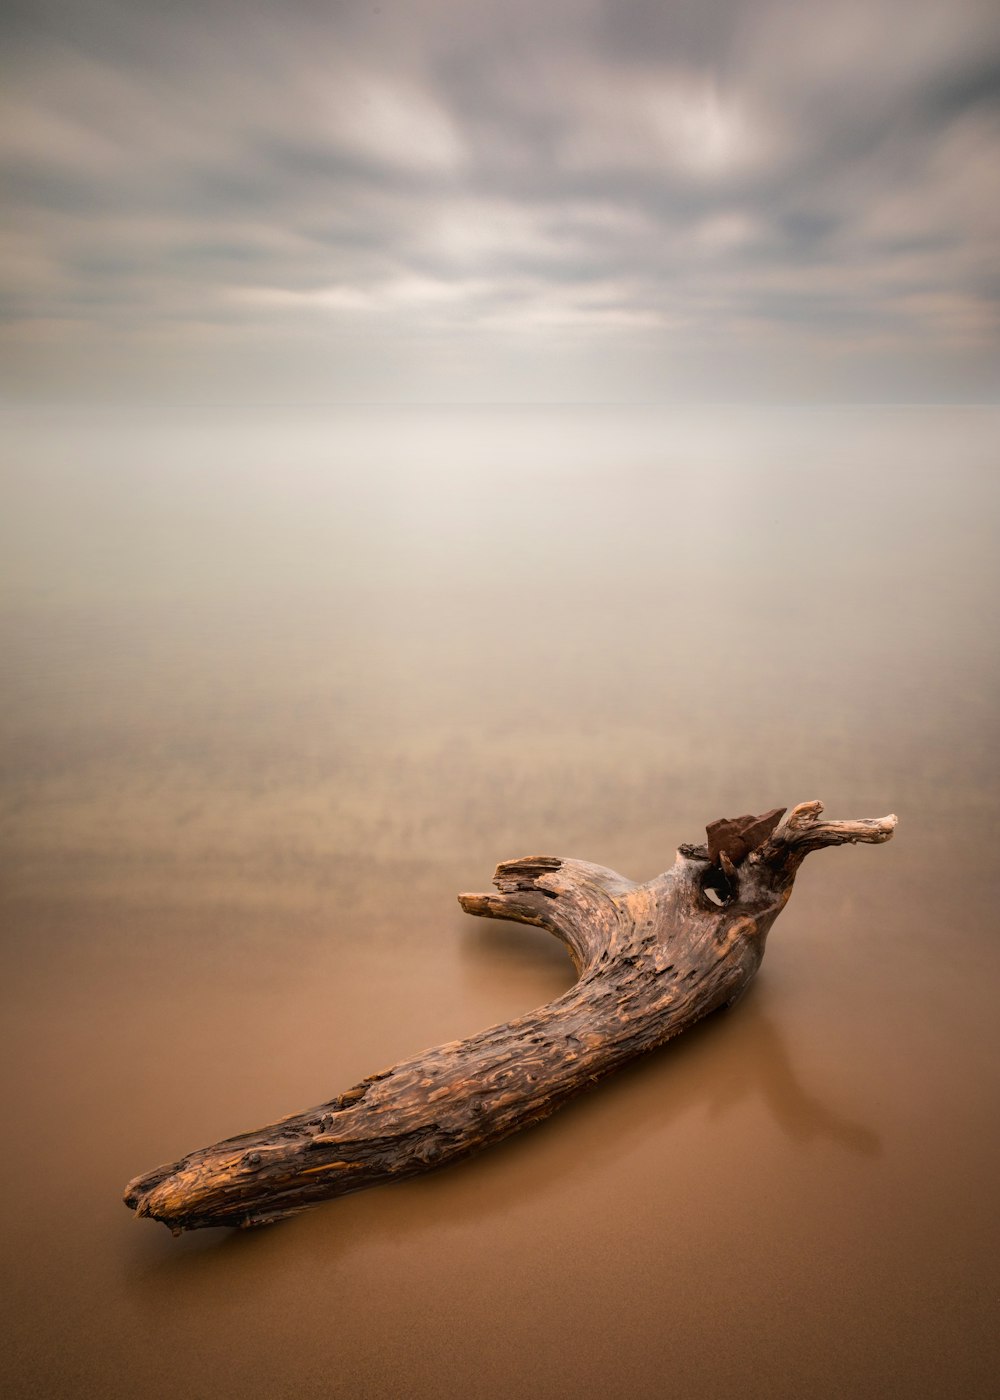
[1,404,998,1399]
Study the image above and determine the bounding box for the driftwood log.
[124,800,896,1233]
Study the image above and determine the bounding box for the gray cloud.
[1,0,997,399]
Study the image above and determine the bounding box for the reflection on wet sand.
[461,915,881,1157]
[705,1005,881,1156]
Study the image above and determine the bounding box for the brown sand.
[1,404,997,1399]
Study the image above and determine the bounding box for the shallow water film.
[2,404,998,1399]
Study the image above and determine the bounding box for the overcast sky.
[2,0,998,401]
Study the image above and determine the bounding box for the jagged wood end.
[751,800,898,873]
[458,854,635,974]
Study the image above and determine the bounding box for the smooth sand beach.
[1,403,998,1398]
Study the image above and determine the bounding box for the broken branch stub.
[123,800,896,1233]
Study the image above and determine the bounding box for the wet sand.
[1,404,998,1398]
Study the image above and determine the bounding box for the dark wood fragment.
[123,800,895,1234]
[706,807,786,865]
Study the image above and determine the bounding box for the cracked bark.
[123,800,896,1233]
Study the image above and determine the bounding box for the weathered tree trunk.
[124,800,895,1233]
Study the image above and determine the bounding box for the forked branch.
[124,799,896,1233]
